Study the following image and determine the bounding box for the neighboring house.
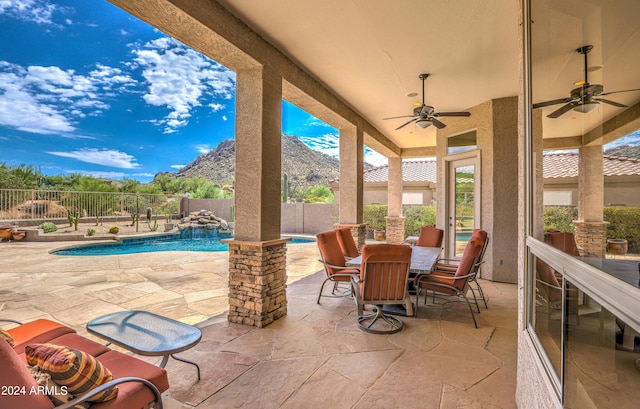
[544,152,640,206]
[331,153,640,206]
[330,159,437,205]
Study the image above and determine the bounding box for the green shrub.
[403,205,437,237]
[604,206,640,252]
[363,204,437,239]
[543,206,578,233]
[543,205,640,252]
[86,228,96,236]
[363,205,388,238]
[37,222,58,233]
[109,226,119,234]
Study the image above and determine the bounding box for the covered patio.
[0,240,517,408]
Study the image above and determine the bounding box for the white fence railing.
[0,189,178,222]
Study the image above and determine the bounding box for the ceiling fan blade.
[595,98,627,108]
[533,98,572,109]
[435,111,471,117]
[395,118,418,130]
[600,87,640,96]
[547,103,575,118]
[383,115,417,120]
[430,118,446,129]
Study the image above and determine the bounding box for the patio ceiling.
[217,0,640,149]
[217,0,521,151]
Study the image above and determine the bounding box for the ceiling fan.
[383,73,470,130]
[533,45,640,118]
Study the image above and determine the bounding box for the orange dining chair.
[335,227,360,259]
[316,230,361,304]
[428,229,489,308]
[413,236,485,327]
[416,225,444,248]
[351,244,413,334]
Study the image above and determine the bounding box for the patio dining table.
[345,245,442,274]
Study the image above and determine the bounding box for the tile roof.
[354,154,640,184]
[363,159,437,183]
[544,152,640,179]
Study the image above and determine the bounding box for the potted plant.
[163,212,175,231]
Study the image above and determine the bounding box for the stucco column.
[234,66,282,242]
[336,127,366,248]
[224,66,288,327]
[386,156,404,244]
[575,144,607,257]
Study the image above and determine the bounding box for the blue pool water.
[52,232,316,256]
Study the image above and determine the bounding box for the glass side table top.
[86,310,202,356]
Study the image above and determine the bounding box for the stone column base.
[223,238,289,327]
[385,216,405,244]
[573,221,608,258]
[333,223,367,251]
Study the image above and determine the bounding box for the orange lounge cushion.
[92,349,169,409]
[0,336,55,409]
[9,319,76,354]
[0,327,15,346]
[25,343,119,403]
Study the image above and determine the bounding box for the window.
[526,0,640,406]
[446,130,477,155]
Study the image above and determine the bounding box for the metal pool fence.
[0,189,178,222]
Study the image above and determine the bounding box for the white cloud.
[132,37,235,134]
[0,60,136,135]
[209,103,224,112]
[222,115,228,121]
[297,132,388,166]
[0,0,61,25]
[195,144,211,154]
[64,170,155,179]
[48,148,141,169]
[364,149,388,166]
[170,164,185,169]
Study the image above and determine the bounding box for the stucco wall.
[281,203,338,234]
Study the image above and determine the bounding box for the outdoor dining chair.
[351,244,413,334]
[316,230,361,304]
[413,235,485,327]
[427,229,489,308]
[335,227,360,259]
[416,225,444,248]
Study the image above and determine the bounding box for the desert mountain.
[605,144,640,159]
[160,135,365,192]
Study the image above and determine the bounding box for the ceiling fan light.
[573,102,599,113]
[415,119,430,128]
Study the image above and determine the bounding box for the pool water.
[52,234,316,256]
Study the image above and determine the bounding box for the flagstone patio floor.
[0,239,518,408]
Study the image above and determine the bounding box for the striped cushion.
[0,328,15,347]
[25,343,118,402]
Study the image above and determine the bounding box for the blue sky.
[0,0,386,183]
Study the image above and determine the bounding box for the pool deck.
[0,238,323,329]
[0,238,520,408]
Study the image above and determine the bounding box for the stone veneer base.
[223,238,289,328]
[573,221,608,258]
[385,216,405,244]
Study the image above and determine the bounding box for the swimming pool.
[52,234,316,256]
